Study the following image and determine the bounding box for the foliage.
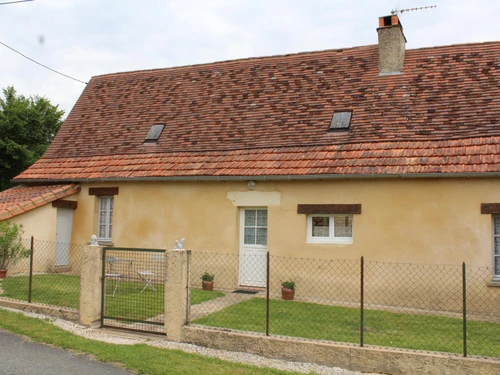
[0,309,302,375]
[201,271,215,281]
[281,280,295,290]
[0,86,64,191]
[0,221,29,270]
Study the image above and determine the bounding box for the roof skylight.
[144,124,165,142]
[329,111,352,130]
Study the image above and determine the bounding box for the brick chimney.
[377,15,407,74]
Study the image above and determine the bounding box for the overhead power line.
[0,40,88,84]
[0,0,35,5]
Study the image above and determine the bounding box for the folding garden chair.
[136,253,163,293]
[105,255,123,297]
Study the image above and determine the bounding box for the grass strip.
[193,298,500,358]
[0,308,305,375]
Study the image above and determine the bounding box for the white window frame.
[307,214,353,244]
[98,196,113,242]
[493,215,500,281]
[241,208,268,247]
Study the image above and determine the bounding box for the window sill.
[487,282,500,288]
[307,239,353,245]
[98,241,114,247]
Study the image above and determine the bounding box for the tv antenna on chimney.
[391,5,437,15]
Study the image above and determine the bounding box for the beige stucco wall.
[67,178,500,314]
[5,203,57,275]
[4,195,81,275]
[71,178,496,265]
[8,202,57,243]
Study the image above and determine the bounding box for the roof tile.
[13,41,500,181]
[0,184,80,221]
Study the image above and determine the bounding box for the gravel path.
[0,306,380,375]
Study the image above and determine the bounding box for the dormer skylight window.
[329,111,352,130]
[144,124,165,143]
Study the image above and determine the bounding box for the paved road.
[0,329,133,375]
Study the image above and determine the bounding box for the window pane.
[256,228,267,245]
[244,227,256,245]
[495,237,500,255]
[100,197,108,208]
[257,210,267,227]
[495,256,500,276]
[312,217,329,237]
[98,196,113,240]
[109,224,112,239]
[245,210,256,226]
[495,216,500,235]
[334,216,353,237]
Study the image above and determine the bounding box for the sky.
[1,0,499,116]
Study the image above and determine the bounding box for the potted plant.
[0,222,29,279]
[281,280,295,300]
[201,271,215,291]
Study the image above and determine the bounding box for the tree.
[0,86,64,191]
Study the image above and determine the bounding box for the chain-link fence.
[0,237,83,310]
[189,251,500,359]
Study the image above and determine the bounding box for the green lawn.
[1,275,225,320]
[192,298,500,358]
[0,308,305,375]
[5,275,498,358]
[103,281,225,320]
[1,274,80,308]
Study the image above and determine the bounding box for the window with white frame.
[98,196,113,242]
[307,214,353,244]
[243,209,268,246]
[494,215,500,280]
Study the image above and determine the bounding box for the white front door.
[55,208,74,266]
[239,208,267,287]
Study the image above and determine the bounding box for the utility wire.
[0,0,34,5]
[0,40,88,84]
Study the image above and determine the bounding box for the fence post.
[360,256,364,347]
[266,251,270,336]
[28,236,34,303]
[462,261,467,357]
[79,243,103,327]
[165,248,191,341]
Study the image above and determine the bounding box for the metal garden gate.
[101,247,166,334]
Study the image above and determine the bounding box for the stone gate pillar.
[79,243,103,327]
[165,248,191,341]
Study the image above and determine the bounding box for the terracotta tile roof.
[0,184,80,220]
[14,137,500,182]
[14,41,500,181]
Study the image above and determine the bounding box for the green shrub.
[0,221,29,270]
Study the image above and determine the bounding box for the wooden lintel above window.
[88,187,119,196]
[297,204,362,215]
[481,203,500,214]
[52,200,78,209]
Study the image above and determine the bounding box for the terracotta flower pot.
[0,269,7,279]
[202,280,214,291]
[281,287,294,300]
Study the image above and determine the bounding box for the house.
[2,14,500,289]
